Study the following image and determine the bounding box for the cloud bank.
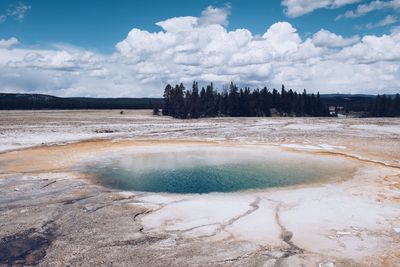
[1,6,400,97]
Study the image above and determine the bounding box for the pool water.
[81,146,358,194]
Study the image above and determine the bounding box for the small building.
[269,108,279,117]
[328,105,345,116]
[328,106,336,116]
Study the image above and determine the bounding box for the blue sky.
[0,0,399,96]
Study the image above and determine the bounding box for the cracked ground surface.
[0,110,400,266]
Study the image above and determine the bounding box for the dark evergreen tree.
[204,83,216,116]
[174,83,186,118]
[189,81,200,118]
[228,82,240,116]
[260,87,271,116]
[162,84,172,115]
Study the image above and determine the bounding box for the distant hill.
[319,94,376,100]
[0,92,385,114]
[0,93,163,110]
[319,94,376,112]
[0,92,380,110]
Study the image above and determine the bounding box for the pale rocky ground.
[0,110,399,267]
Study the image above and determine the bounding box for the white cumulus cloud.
[198,5,231,26]
[0,37,19,49]
[312,29,360,47]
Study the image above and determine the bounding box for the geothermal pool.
[81,145,358,194]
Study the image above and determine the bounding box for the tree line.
[0,93,163,110]
[371,94,400,117]
[162,82,327,118]
[160,82,400,118]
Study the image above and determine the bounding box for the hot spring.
[80,145,358,194]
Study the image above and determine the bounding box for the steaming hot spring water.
[79,145,358,194]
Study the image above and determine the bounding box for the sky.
[0,0,399,97]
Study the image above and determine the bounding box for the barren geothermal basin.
[1,112,400,266]
[79,145,358,194]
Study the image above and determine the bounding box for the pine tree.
[175,83,186,118]
[260,87,271,116]
[204,83,216,116]
[162,84,172,115]
[199,87,206,116]
[228,82,239,116]
[189,81,200,118]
